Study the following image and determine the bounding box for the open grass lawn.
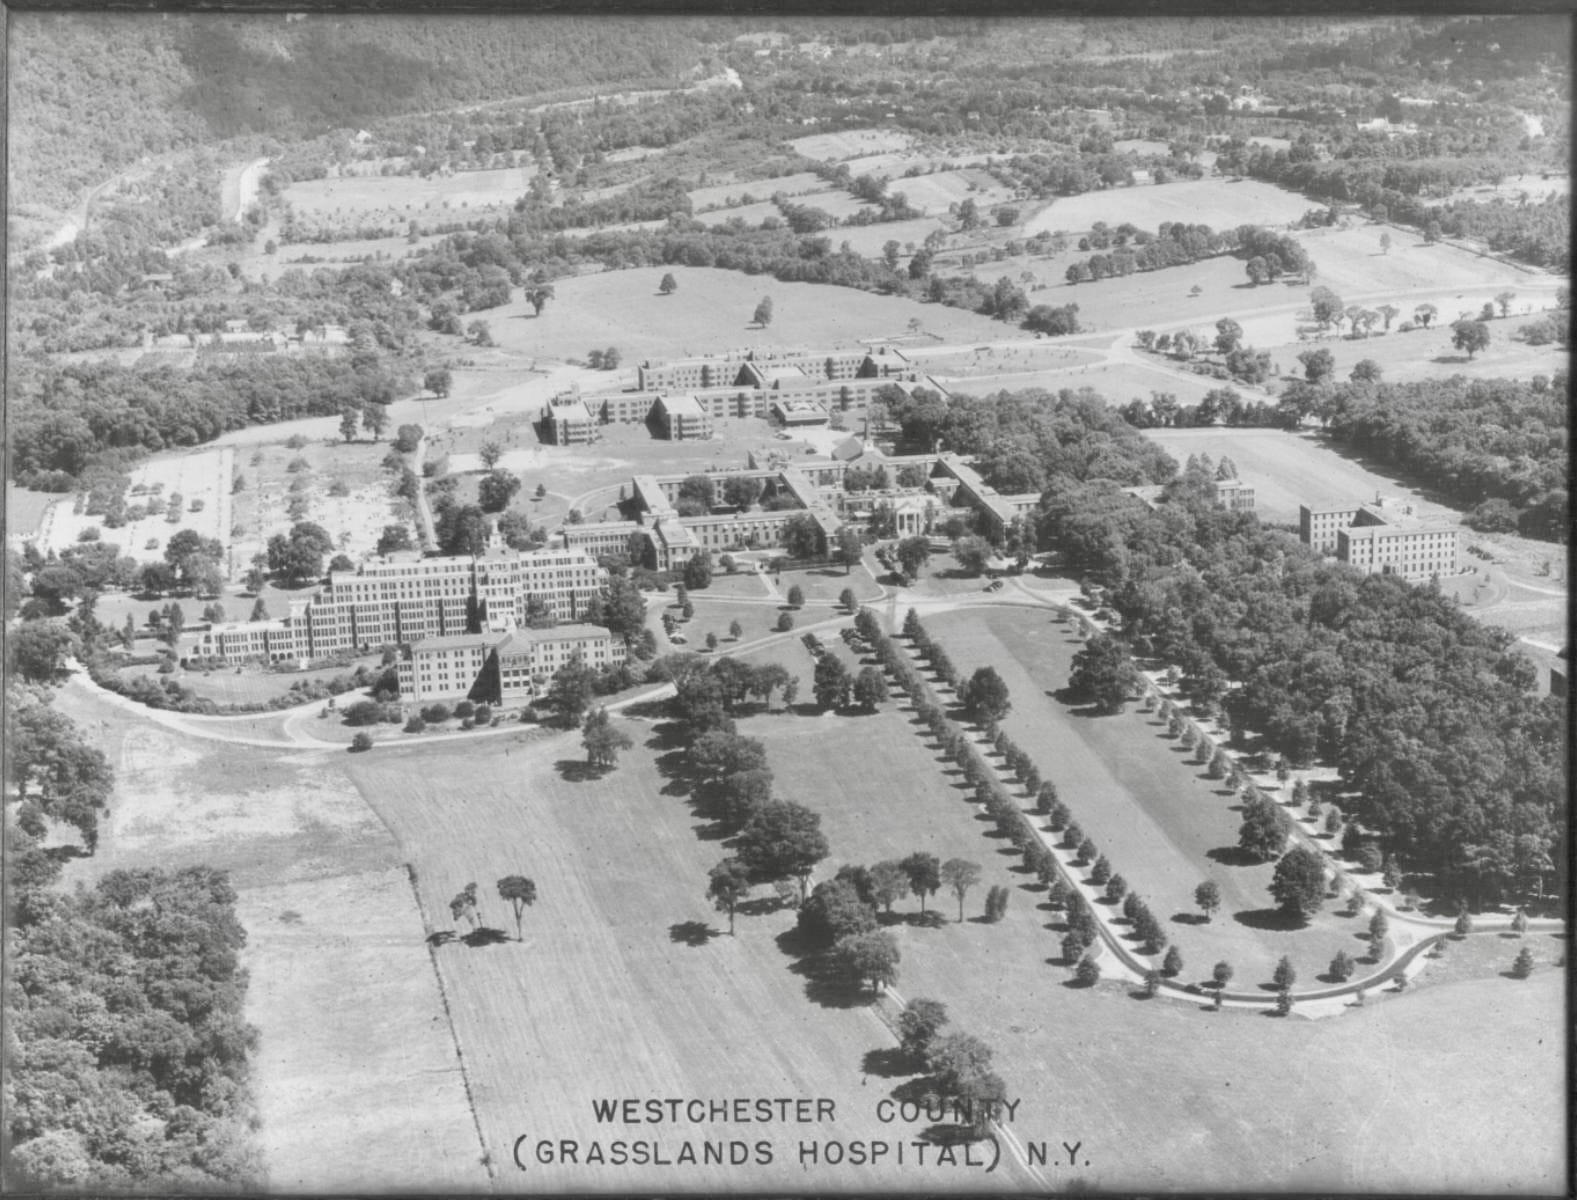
[484,266,1022,364]
[47,680,482,1191]
[774,561,883,604]
[1000,253,1306,335]
[752,663,1564,1192]
[923,606,1362,987]
[343,730,1032,1192]
[1248,319,1566,387]
[238,869,492,1192]
[1293,223,1544,300]
[6,482,58,537]
[1024,178,1315,239]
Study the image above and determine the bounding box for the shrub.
[473,704,493,725]
[350,731,374,752]
[421,703,451,723]
[1074,955,1100,986]
[454,700,476,720]
[776,612,795,632]
[404,716,426,734]
[342,699,384,726]
[1511,947,1535,979]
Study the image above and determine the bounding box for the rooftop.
[659,394,707,418]
[496,624,616,654]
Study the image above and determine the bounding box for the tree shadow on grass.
[918,1123,982,1146]
[862,1046,914,1079]
[690,820,733,842]
[669,920,719,946]
[1172,911,1208,925]
[556,759,611,782]
[737,895,787,917]
[1206,846,1261,867]
[1232,907,1309,932]
[426,930,457,947]
[461,926,512,948]
[775,928,868,1009]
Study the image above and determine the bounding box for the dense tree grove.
[1310,375,1569,543]
[1039,472,1565,907]
[7,843,259,1189]
[10,355,410,487]
[880,385,1175,497]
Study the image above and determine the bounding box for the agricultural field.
[282,164,535,218]
[888,169,1015,217]
[833,216,949,258]
[1023,178,1316,238]
[483,265,1024,363]
[792,188,881,222]
[694,201,782,229]
[687,172,824,210]
[46,679,489,1191]
[37,446,231,559]
[790,127,915,162]
[842,150,997,178]
[922,605,1362,987]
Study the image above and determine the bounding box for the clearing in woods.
[281,164,536,218]
[789,127,915,161]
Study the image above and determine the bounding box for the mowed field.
[485,266,1026,362]
[49,678,487,1192]
[283,164,535,217]
[747,641,1565,1192]
[1024,178,1315,237]
[920,606,1362,986]
[891,169,1015,217]
[344,729,1040,1192]
[5,482,57,538]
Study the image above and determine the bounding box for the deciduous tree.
[707,858,751,935]
[940,859,982,922]
[497,876,537,940]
